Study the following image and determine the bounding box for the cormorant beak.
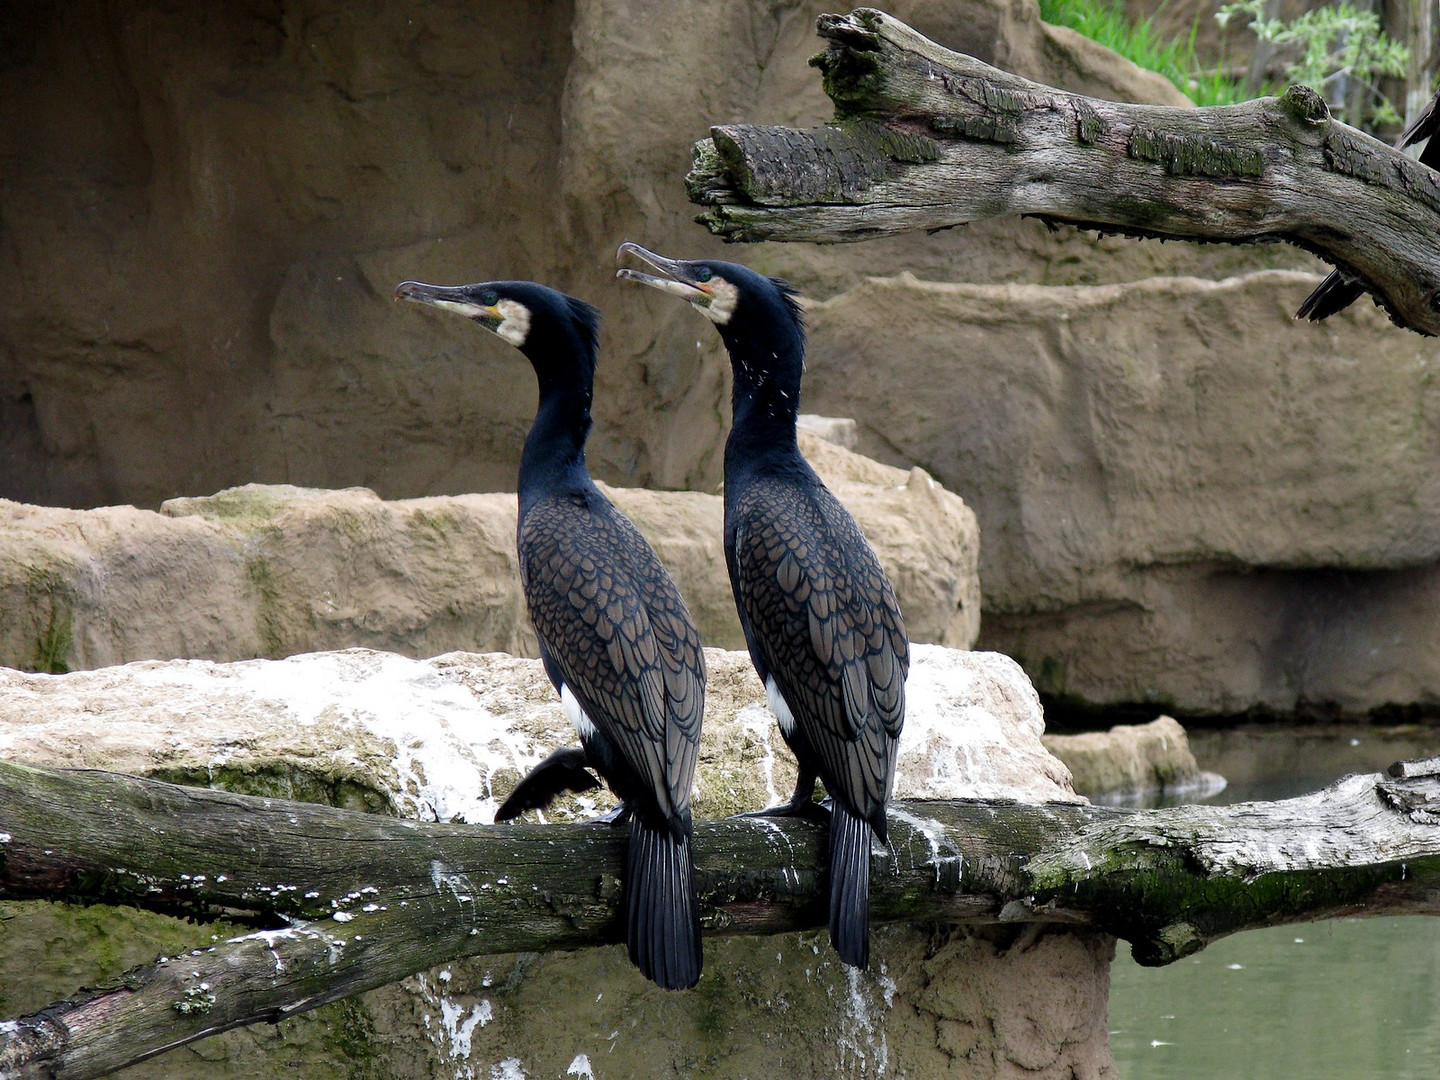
[615,242,715,307]
[394,280,503,332]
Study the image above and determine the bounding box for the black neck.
[721,319,805,478]
[517,342,597,512]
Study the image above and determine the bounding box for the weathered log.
[688,8,1440,335]
[3,758,1440,1078]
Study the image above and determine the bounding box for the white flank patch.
[560,683,598,742]
[765,676,796,739]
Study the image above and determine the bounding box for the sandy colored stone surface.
[0,432,978,672]
[1,0,1320,515]
[803,270,1440,716]
[1,643,1091,1079]
[1044,716,1219,801]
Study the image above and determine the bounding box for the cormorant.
[396,278,706,990]
[1298,89,1440,321]
[616,244,908,969]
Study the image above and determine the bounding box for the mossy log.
[688,8,1440,335]
[2,758,1440,1078]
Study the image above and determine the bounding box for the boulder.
[1043,716,1225,803]
[0,644,1098,1080]
[0,433,979,672]
[802,270,1440,716]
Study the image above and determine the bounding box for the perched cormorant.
[1298,90,1440,321]
[396,278,705,990]
[616,244,908,969]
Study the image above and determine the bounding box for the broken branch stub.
[686,7,1440,335]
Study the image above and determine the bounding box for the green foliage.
[1216,0,1410,127]
[1038,0,1255,106]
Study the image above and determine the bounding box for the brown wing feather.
[520,495,704,822]
[732,476,907,822]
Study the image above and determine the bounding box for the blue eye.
[695,267,713,284]
[479,289,499,307]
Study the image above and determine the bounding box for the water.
[1106,724,1440,1079]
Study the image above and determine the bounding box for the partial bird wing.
[519,494,702,824]
[1298,87,1440,322]
[731,475,908,822]
[493,746,600,821]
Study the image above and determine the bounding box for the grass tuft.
[1038,0,1259,107]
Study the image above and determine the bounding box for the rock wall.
[802,272,1440,717]
[1,644,1107,1080]
[0,432,979,672]
[4,0,1434,720]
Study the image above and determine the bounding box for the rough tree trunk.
[3,758,1440,1079]
[686,8,1440,335]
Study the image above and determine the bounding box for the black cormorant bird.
[616,244,908,969]
[396,278,705,990]
[1298,89,1440,321]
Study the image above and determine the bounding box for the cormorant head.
[615,242,804,343]
[395,279,601,379]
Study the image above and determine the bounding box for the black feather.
[493,746,600,821]
[626,813,702,989]
[829,803,872,969]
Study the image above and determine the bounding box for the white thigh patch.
[560,684,598,742]
[766,676,796,739]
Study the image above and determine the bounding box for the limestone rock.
[1043,716,1225,803]
[0,644,1097,1080]
[802,270,1440,716]
[0,434,979,672]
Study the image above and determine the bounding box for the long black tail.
[829,803,872,969]
[1296,270,1365,322]
[626,815,702,990]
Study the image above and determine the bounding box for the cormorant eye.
[695,267,713,284]
[479,289,500,307]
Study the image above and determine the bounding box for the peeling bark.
[2,759,1440,1077]
[688,8,1440,335]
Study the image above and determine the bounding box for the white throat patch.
[699,277,739,325]
[494,298,532,346]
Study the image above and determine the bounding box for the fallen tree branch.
[688,8,1440,335]
[2,758,1439,1078]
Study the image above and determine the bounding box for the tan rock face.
[0,644,1099,1080]
[1,0,1314,514]
[0,433,979,672]
[803,271,1440,716]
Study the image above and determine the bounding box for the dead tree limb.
[2,758,1440,1078]
[687,8,1440,335]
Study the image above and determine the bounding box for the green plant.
[1038,0,1255,106]
[1216,0,1410,127]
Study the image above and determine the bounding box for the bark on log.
[687,8,1440,335]
[4,760,1440,1078]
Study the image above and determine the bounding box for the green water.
[1107,724,1440,1079]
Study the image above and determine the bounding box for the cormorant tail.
[493,746,600,821]
[829,803,872,969]
[1296,271,1365,322]
[626,814,702,990]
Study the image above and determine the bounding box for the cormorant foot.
[585,803,635,827]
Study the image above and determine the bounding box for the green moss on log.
[1128,126,1263,178]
